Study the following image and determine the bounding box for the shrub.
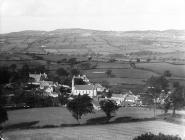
[133,132,182,140]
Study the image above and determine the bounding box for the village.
[1,0,185,139]
[2,72,142,110]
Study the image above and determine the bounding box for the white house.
[29,73,47,83]
[94,84,105,92]
[111,91,141,106]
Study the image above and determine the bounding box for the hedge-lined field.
[4,107,185,140]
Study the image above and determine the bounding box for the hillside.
[0,29,185,58]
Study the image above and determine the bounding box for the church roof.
[74,85,95,90]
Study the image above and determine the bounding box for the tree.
[0,93,8,128]
[100,80,109,88]
[79,62,91,70]
[136,58,140,63]
[88,56,92,61]
[170,82,185,116]
[146,58,151,62]
[163,70,172,77]
[146,76,169,93]
[66,94,94,124]
[133,132,182,140]
[0,106,8,128]
[0,66,11,85]
[56,68,69,77]
[70,68,81,76]
[59,87,71,105]
[9,64,17,72]
[108,58,116,62]
[34,65,46,73]
[129,62,136,68]
[74,78,86,85]
[20,64,30,82]
[106,69,112,77]
[68,58,77,67]
[99,99,119,122]
[145,76,169,117]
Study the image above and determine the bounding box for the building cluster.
[111,91,142,106]
[2,72,143,108]
[28,73,62,97]
[71,75,142,106]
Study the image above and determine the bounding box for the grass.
[3,107,185,140]
[136,62,185,78]
[84,62,158,86]
[4,107,182,129]
[1,54,185,91]
[5,107,158,129]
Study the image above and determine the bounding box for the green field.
[1,53,185,91]
[83,61,185,90]
[3,107,185,140]
[5,107,160,127]
[136,62,185,78]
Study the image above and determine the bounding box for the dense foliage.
[99,99,119,122]
[133,132,182,140]
[170,82,185,115]
[66,94,94,123]
[0,106,8,126]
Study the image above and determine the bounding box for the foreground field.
[3,107,185,140]
[4,119,185,140]
[5,107,162,127]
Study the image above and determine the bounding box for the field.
[1,53,185,91]
[1,29,185,60]
[136,62,185,78]
[5,107,161,127]
[83,61,185,92]
[3,107,185,140]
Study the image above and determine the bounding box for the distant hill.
[0,28,185,56]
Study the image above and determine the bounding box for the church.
[71,75,97,97]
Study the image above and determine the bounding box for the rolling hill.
[0,28,185,57]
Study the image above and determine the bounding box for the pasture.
[5,107,160,127]
[3,107,185,140]
[84,62,159,86]
[136,62,185,78]
[1,53,185,89]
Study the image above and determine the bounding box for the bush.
[133,132,182,140]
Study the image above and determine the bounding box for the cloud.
[1,0,47,17]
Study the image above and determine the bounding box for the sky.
[0,0,185,33]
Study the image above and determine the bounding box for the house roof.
[74,85,95,90]
[40,81,53,87]
[112,94,126,98]
[29,74,41,81]
[94,84,104,89]
[125,95,136,100]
